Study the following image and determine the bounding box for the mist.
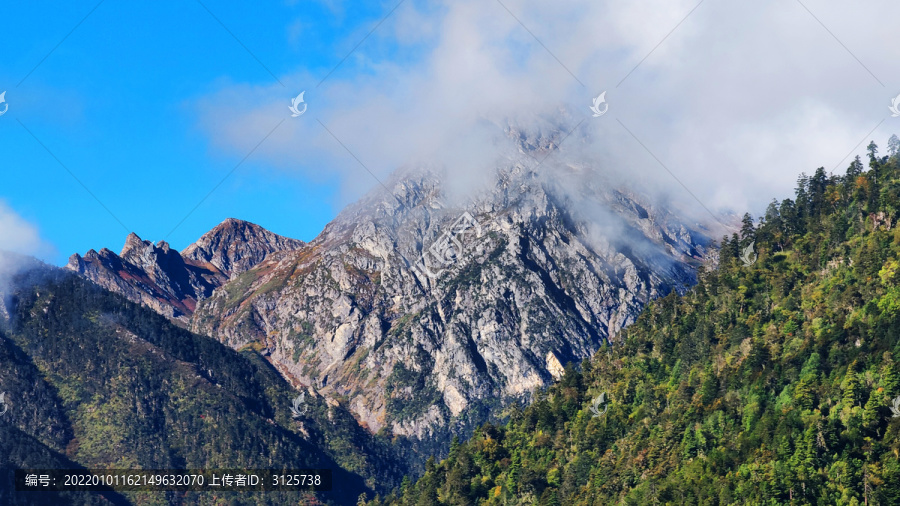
[0,201,55,311]
[194,0,900,224]
[0,201,53,263]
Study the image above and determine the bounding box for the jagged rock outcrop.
[190,160,719,439]
[182,218,304,279]
[64,219,303,323]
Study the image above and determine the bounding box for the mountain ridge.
[64,218,303,323]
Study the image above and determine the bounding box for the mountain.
[0,259,409,505]
[188,155,716,447]
[64,219,303,323]
[370,148,900,505]
[62,126,720,470]
[181,218,306,278]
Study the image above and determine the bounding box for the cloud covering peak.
[195,0,900,217]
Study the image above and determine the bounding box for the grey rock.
[63,124,723,444]
[190,160,716,438]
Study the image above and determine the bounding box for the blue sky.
[3,0,900,266]
[1,0,400,264]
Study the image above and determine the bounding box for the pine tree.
[868,141,882,186]
[862,390,881,434]
[868,141,879,165]
[888,134,900,158]
[730,233,741,261]
[720,235,734,263]
[881,352,900,396]
[809,167,828,219]
[780,198,799,237]
[740,213,756,246]
[700,365,718,405]
[796,173,810,219]
[843,366,861,408]
[681,425,698,460]
[847,155,864,180]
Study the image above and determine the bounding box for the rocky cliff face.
[62,125,722,444]
[189,159,718,439]
[64,219,303,323]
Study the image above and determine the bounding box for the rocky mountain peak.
[190,164,721,440]
[120,232,147,257]
[65,220,303,323]
[181,218,304,279]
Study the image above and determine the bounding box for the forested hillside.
[0,271,409,505]
[371,138,900,505]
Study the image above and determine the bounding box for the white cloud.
[195,0,900,219]
[0,201,53,260]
